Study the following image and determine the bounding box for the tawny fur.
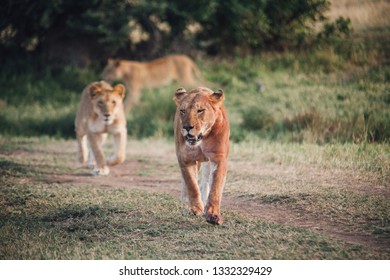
[173,87,230,225]
[101,55,204,112]
[75,81,127,176]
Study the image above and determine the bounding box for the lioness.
[101,55,203,112]
[173,87,230,225]
[75,81,127,176]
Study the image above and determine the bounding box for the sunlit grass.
[1,42,389,143]
[328,0,390,31]
[0,177,387,260]
[1,136,388,259]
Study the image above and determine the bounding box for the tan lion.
[101,55,204,112]
[173,87,230,225]
[75,81,127,176]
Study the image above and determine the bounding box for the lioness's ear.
[173,87,187,105]
[113,84,126,99]
[210,89,225,105]
[89,84,103,99]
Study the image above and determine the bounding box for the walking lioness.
[101,55,203,112]
[75,81,127,176]
[173,87,230,225]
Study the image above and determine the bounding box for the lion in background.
[173,87,230,225]
[101,54,204,112]
[75,80,127,176]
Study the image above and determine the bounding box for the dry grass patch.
[328,0,390,31]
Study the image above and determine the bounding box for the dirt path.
[43,157,389,253]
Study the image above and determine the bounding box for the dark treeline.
[1,0,350,67]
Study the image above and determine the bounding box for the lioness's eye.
[197,109,205,114]
[180,109,186,115]
[112,100,116,105]
[98,101,104,106]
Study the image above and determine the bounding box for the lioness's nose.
[183,125,194,132]
[104,113,111,117]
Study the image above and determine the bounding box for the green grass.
[0,66,97,138]
[228,139,389,183]
[0,38,389,143]
[203,53,389,143]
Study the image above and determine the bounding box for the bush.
[1,0,350,65]
[241,106,275,131]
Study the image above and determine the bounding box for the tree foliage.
[0,0,350,65]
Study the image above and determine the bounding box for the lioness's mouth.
[185,133,203,146]
[103,117,113,124]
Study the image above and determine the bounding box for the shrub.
[1,0,351,65]
[241,106,275,131]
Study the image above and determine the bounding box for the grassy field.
[0,136,388,259]
[1,38,389,143]
[0,1,389,260]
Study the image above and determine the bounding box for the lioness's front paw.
[189,205,203,216]
[92,166,110,176]
[88,159,96,169]
[107,155,125,166]
[205,213,223,225]
[78,155,87,164]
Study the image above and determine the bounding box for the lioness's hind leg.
[107,131,127,166]
[199,161,211,206]
[101,133,108,146]
[180,163,203,215]
[87,148,95,169]
[89,133,109,176]
[87,133,106,169]
[204,161,227,225]
[77,134,88,164]
[180,178,188,204]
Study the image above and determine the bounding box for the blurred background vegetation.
[1,0,352,64]
[0,0,389,144]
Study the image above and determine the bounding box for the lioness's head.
[89,81,126,125]
[174,87,225,147]
[101,59,125,82]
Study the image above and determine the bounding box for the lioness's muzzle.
[185,133,203,145]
